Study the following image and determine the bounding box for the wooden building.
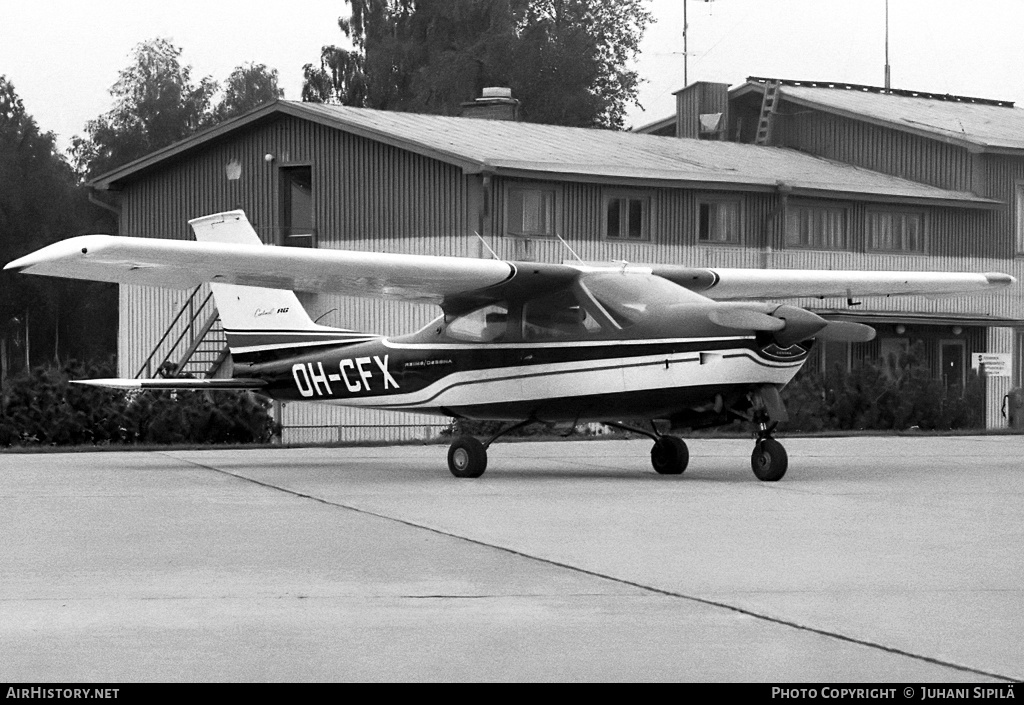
[88,88,1023,439]
[638,78,1024,428]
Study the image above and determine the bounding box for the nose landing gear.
[750,416,787,481]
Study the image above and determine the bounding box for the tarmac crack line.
[168,453,1020,683]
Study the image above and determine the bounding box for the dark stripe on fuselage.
[243,335,806,404]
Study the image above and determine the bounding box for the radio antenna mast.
[884,0,891,91]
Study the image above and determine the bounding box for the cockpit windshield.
[522,288,601,340]
[443,287,606,343]
[579,272,708,328]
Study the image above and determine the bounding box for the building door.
[280,166,314,247]
[940,340,966,390]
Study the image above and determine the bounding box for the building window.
[605,193,651,241]
[698,199,741,243]
[507,186,556,237]
[785,204,848,249]
[280,166,315,247]
[867,210,925,253]
[1016,181,1024,254]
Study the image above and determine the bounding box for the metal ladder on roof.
[754,80,782,145]
[135,286,231,380]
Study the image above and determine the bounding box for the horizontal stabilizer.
[71,378,267,390]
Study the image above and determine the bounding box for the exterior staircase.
[135,286,230,380]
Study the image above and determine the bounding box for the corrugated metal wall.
[117,116,469,442]
[675,83,730,140]
[115,113,1023,436]
[773,109,974,192]
[987,327,1016,427]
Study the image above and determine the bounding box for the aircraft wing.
[650,265,1016,301]
[4,235,516,305]
[7,233,1015,306]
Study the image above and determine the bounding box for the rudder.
[189,211,377,359]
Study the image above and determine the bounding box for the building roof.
[89,100,998,208]
[739,78,1024,154]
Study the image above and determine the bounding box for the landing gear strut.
[750,415,787,482]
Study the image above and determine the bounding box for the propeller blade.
[707,308,785,332]
[816,320,877,343]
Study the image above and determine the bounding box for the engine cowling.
[707,304,876,346]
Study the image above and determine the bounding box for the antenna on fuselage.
[555,231,585,263]
[473,230,501,260]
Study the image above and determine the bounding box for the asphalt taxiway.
[1,436,1021,682]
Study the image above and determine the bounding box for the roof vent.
[461,87,520,121]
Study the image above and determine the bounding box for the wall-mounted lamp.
[264,153,275,163]
[895,324,906,335]
[952,326,963,336]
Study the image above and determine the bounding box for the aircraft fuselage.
[237,327,809,426]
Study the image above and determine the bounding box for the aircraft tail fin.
[189,212,378,359]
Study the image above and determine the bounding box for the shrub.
[1,360,277,447]
[782,342,985,432]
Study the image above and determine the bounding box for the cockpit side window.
[522,288,602,341]
[445,303,509,342]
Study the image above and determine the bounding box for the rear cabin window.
[446,304,509,342]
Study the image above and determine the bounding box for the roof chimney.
[461,87,520,121]
[674,82,730,140]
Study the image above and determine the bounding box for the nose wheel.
[751,418,787,481]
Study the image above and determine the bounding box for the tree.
[0,77,117,378]
[212,63,284,123]
[72,40,289,178]
[302,0,653,129]
[71,38,218,179]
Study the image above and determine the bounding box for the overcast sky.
[2,0,1023,152]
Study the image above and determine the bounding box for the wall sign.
[971,353,1012,377]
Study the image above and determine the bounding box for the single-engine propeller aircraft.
[6,211,1016,480]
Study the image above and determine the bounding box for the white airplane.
[5,211,1015,480]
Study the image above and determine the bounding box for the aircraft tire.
[448,436,488,478]
[751,438,787,481]
[651,435,688,475]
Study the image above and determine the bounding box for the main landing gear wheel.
[651,435,689,475]
[448,436,488,478]
[751,438,787,482]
